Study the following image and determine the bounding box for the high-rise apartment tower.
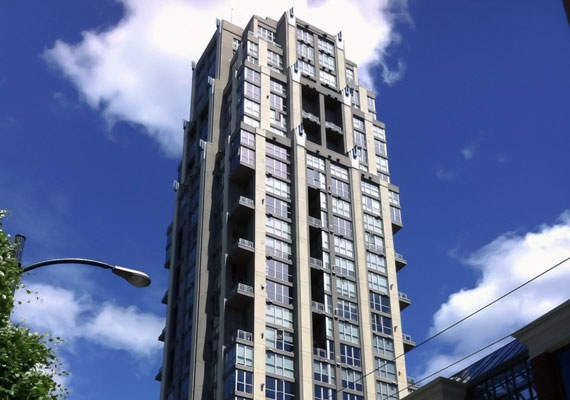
[157,9,414,400]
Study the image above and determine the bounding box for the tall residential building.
[157,9,413,400]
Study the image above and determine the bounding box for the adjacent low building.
[405,299,570,400]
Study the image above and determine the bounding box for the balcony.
[302,110,320,124]
[313,347,333,361]
[227,282,254,307]
[311,300,326,314]
[407,376,419,391]
[366,242,385,254]
[155,367,162,382]
[232,329,253,344]
[230,151,255,184]
[391,214,403,234]
[325,121,342,134]
[308,216,323,229]
[228,238,255,262]
[266,246,292,261]
[395,252,407,271]
[403,333,416,353]
[399,291,411,311]
[158,327,166,342]
[161,290,168,305]
[229,196,255,224]
[309,257,323,269]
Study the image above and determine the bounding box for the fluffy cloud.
[416,211,570,379]
[13,284,164,358]
[44,0,409,155]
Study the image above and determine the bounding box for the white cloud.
[435,167,456,181]
[416,211,570,379]
[44,0,409,156]
[460,145,475,160]
[13,284,164,357]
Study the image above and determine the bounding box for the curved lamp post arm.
[22,258,151,288]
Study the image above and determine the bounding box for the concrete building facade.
[157,10,412,400]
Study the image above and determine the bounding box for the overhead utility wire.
[328,255,570,399]
[386,333,513,399]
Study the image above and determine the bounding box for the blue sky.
[1,0,569,398]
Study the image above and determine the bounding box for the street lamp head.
[112,266,151,288]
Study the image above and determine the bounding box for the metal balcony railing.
[366,243,384,253]
[302,110,320,124]
[238,196,254,207]
[312,301,325,312]
[395,252,405,261]
[237,238,254,249]
[308,216,322,228]
[403,334,413,342]
[309,257,323,268]
[235,283,254,295]
[325,121,342,134]
[233,329,253,343]
[399,292,408,300]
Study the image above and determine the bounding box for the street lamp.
[15,235,151,288]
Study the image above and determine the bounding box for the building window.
[366,252,386,274]
[338,321,360,345]
[363,214,383,235]
[258,26,275,43]
[332,197,351,218]
[377,381,398,400]
[373,125,385,141]
[297,27,314,44]
[270,109,287,129]
[270,79,286,96]
[361,180,380,197]
[244,67,261,84]
[266,280,292,305]
[346,68,355,83]
[318,38,335,54]
[373,335,394,358]
[269,93,286,111]
[362,195,381,215]
[266,236,292,260]
[266,327,294,352]
[266,259,291,282]
[266,303,294,329]
[341,368,363,391]
[333,216,353,238]
[224,343,253,371]
[337,298,358,322]
[336,278,357,299]
[266,377,294,400]
[368,272,388,294]
[339,344,361,367]
[331,178,350,199]
[267,50,282,68]
[319,69,336,86]
[244,98,260,118]
[334,236,354,258]
[314,361,336,384]
[266,351,294,378]
[266,195,290,219]
[367,96,376,113]
[233,38,241,50]
[365,232,384,252]
[315,385,336,400]
[371,313,392,335]
[242,114,260,128]
[224,370,253,396]
[353,117,365,131]
[297,60,315,77]
[330,163,349,180]
[266,216,292,240]
[390,206,402,224]
[247,41,258,57]
[389,191,400,206]
[354,130,366,148]
[351,89,360,108]
[266,176,291,199]
[370,292,390,314]
[297,41,314,60]
[307,153,326,170]
[239,129,255,147]
[237,146,255,167]
[266,156,290,180]
[335,257,355,278]
[377,156,389,173]
[318,52,336,71]
[266,142,289,161]
[244,81,261,101]
[375,358,397,381]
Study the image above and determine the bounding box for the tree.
[0,210,69,399]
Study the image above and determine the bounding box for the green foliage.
[0,210,69,399]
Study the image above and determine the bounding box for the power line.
[327,254,570,399]
[387,334,513,399]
